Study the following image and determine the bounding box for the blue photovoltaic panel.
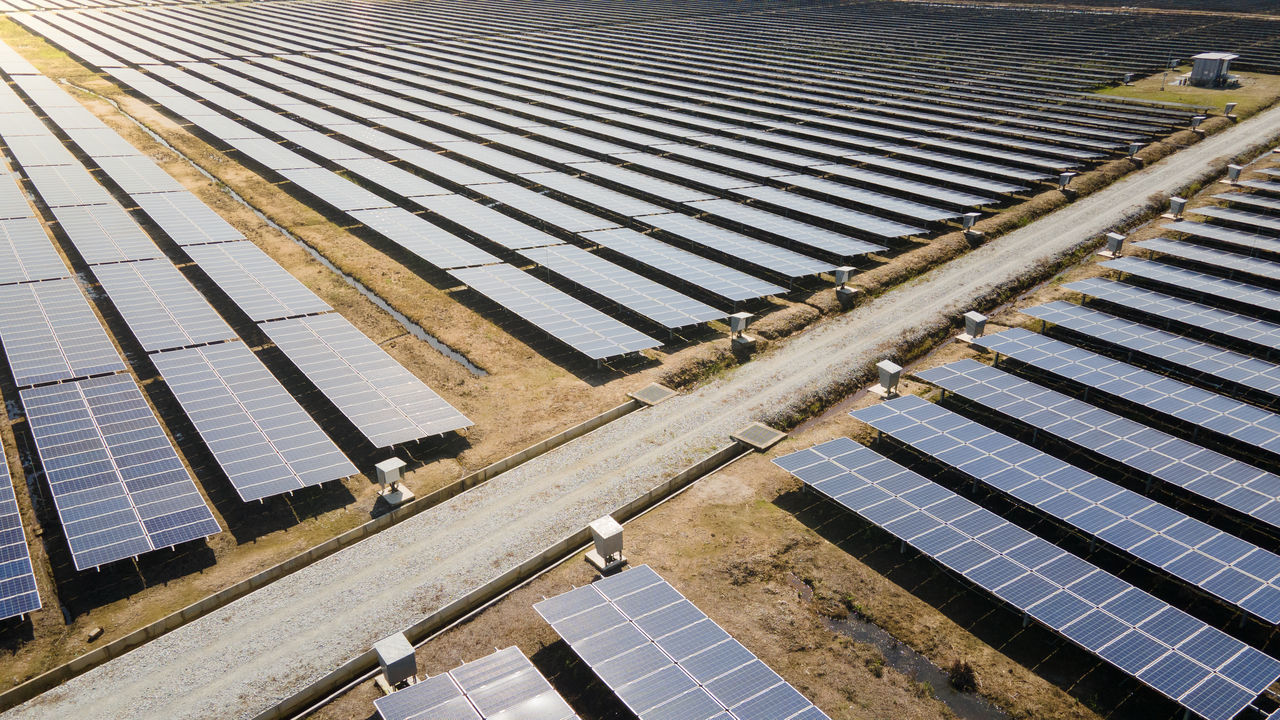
[0,443,40,621]
[130,191,247,247]
[1024,301,1280,401]
[1164,221,1280,258]
[0,171,33,221]
[535,565,830,720]
[582,227,786,303]
[1193,206,1280,235]
[450,263,660,360]
[20,374,220,570]
[415,194,565,250]
[1136,238,1280,283]
[1066,277,1280,352]
[184,240,332,322]
[973,328,1280,459]
[0,215,69,285]
[375,646,578,720]
[151,342,356,501]
[1101,256,1280,315]
[92,259,236,352]
[774,435,1280,720]
[518,244,724,329]
[686,199,888,257]
[0,278,126,388]
[852,394,1280,624]
[346,206,501,270]
[919,359,1280,554]
[50,203,163,265]
[259,313,472,447]
[641,212,835,279]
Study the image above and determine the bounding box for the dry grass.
[1098,67,1280,118]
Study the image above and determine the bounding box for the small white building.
[1190,52,1238,87]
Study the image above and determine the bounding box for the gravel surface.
[9,106,1280,720]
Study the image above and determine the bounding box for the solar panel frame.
[20,374,220,570]
[0,278,126,387]
[92,258,236,352]
[258,313,473,447]
[151,342,356,501]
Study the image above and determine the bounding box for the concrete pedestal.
[378,486,415,507]
[586,549,627,574]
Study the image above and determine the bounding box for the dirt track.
[8,105,1280,720]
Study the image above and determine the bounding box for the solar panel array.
[49,203,162,265]
[0,278,125,387]
[0,443,40,622]
[1102,256,1280,316]
[975,328,1280,458]
[919,359,1280,548]
[183,240,332,322]
[150,342,356,501]
[535,564,830,720]
[854,394,1280,625]
[0,215,68,285]
[450,263,660,359]
[20,374,221,570]
[92,259,236,352]
[373,646,578,720]
[774,436,1280,720]
[258,313,473,447]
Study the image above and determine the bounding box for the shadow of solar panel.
[518,244,724,328]
[0,443,40,621]
[50,203,162,264]
[185,240,331,321]
[130,190,246,246]
[152,342,355,501]
[776,435,1280,720]
[0,278,126,387]
[1024,301,1280,400]
[93,259,235,352]
[259,313,472,447]
[583,227,785,302]
[534,565,830,720]
[347,206,500,270]
[374,646,577,720]
[0,215,70,285]
[1067,277,1280,352]
[449,263,660,360]
[20,374,220,570]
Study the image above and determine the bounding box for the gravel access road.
[10,106,1280,720]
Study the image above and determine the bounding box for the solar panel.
[4,133,77,168]
[92,259,236,352]
[21,163,114,207]
[526,172,669,217]
[1192,206,1280,235]
[0,442,40,622]
[774,436,1280,720]
[731,186,928,238]
[640,212,834,278]
[184,240,331,322]
[94,155,187,195]
[1165,220,1280,258]
[919,359,1280,549]
[374,646,578,720]
[278,129,372,163]
[151,342,356,501]
[582,227,784,302]
[341,158,452,198]
[258,313,472,447]
[780,175,963,223]
[569,161,715,204]
[0,215,69,285]
[1239,180,1280,197]
[610,152,760,191]
[394,148,505,187]
[853,394,1280,624]
[518,244,724,329]
[1024,301,1280,401]
[476,182,620,233]
[1136,238,1280,283]
[20,374,221,570]
[415,194,565,250]
[974,328,1280,460]
[1066,277,1280,352]
[449,263,660,360]
[0,278,125,387]
[130,190,246,246]
[49,203,162,264]
[0,171,33,221]
[534,565,830,720]
[818,165,996,209]
[347,206,501,270]
[1214,192,1280,214]
[686,199,888,257]
[224,136,319,172]
[1102,256,1280,315]
[278,167,395,213]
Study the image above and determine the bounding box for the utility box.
[586,516,626,574]
[1190,52,1238,88]
[375,458,413,507]
[958,311,987,343]
[729,311,756,352]
[1097,232,1125,258]
[374,633,416,688]
[870,359,902,398]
